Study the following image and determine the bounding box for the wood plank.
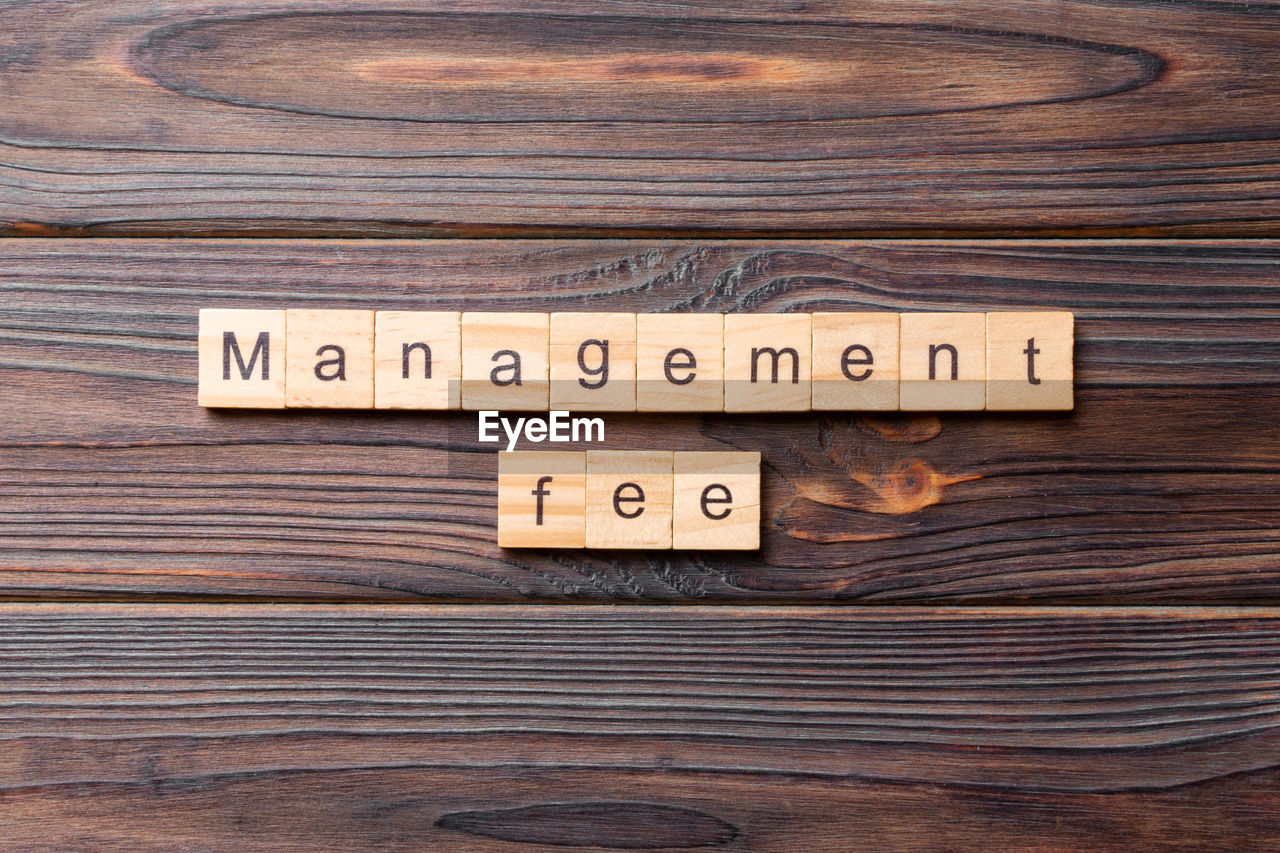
[0,604,1278,850]
[0,239,1277,602]
[2,0,1280,236]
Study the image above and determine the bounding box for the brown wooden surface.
[3,0,1280,237]
[0,604,1275,851]
[2,238,1276,603]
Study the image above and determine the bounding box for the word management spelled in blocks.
[461,312,549,411]
[636,313,725,412]
[724,313,812,412]
[986,312,1074,411]
[198,309,287,408]
[899,312,987,411]
[550,312,637,412]
[811,312,900,411]
[374,311,461,410]
[285,309,375,408]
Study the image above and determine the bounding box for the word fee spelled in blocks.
[499,450,759,550]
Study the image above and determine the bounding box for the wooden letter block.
[586,450,673,549]
[197,308,286,408]
[374,311,461,410]
[723,314,812,412]
[550,313,636,412]
[284,309,375,408]
[986,312,1074,411]
[899,313,986,411]
[635,314,724,412]
[497,451,585,548]
[811,312,900,411]
[672,452,760,550]
[461,313,549,411]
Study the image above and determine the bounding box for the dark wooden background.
[2,0,1280,849]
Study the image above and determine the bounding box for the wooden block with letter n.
[899,312,986,411]
[462,312,549,411]
[550,312,636,412]
[724,313,812,412]
[986,312,1074,411]
[586,450,673,549]
[373,311,461,410]
[672,451,761,551]
[197,308,286,408]
[497,451,586,548]
[811,312,900,411]
[284,309,375,408]
[636,313,724,412]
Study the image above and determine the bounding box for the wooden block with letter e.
[724,313,812,412]
[811,312,900,411]
[636,313,724,412]
[899,312,986,411]
[550,312,636,412]
[462,312,549,411]
[986,312,1074,411]
[373,311,461,410]
[586,450,673,549]
[672,451,761,550]
[284,309,375,408]
[197,308,286,408]
[497,451,586,548]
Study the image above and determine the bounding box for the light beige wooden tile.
[197,309,287,408]
[550,312,636,412]
[723,314,812,412]
[374,311,461,410]
[461,312,549,411]
[284,309,375,408]
[672,451,760,550]
[811,312,900,411]
[586,450,673,549]
[497,451,586,548]
[899,313,986,411]
[635,314,724,412]
[986,312,1074,411]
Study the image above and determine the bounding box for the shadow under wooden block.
[636,314,724,412]
[811,312,900,411]
[987,312,1074,411]
[899,312,986,411]
[586,450,673,549]
[197,308,286,408]
[724,313,812,412]
[374,311,461,410]
[284,309,375,408]
[462,313,549,411]
[672,451,760,551]
[550,312,636,412]
[498,451,586,548]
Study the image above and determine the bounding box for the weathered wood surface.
[0,604,1275,851]
[3,0,1280,236]
[1,239,1276,602]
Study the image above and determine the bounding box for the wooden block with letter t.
[374,311,461,410]
[197,308,286,408]
[497,451,586,548]
[461,312,549,411]
[284,309,375,408]
[899,313,986,411]
[986,312,1075,411]
[635,313,724,412]
[672,452,761,550]
[724,313,812,412]
[586,450,673,549]
[550,312,636,412]
[811,312,900,411]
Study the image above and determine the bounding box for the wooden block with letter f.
[498,451,586,548]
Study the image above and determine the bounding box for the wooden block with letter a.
[497,451,586,548]
[723,313,812,412]
[197,308,286,408]
[586,450,673,549]
[550,312,636,411]
[899,312,986,411]
[672,451,761,550]
[636,313,724,412]
[284,309,375,408]
[461,312,549,411]
[811,312,900,411]
[986,312,1074,411]
[374,311,461,410]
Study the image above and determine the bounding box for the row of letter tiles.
[497,451,761,550]
[198,309,1074,412]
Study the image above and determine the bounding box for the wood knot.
[436,801,740,848]
[853,457,976,515]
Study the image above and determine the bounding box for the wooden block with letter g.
[374,311,461,410]
[986,312,1074,411]
[672,451,761,550]
[498,451,586,548]
[550,312,636,412]
[586,450,673,549]
[723,313,812,412]
[197,308,286,408]
[461,312,549,411]
[811,312,900,411]
[899,312,986,411]
[636,313,724,412]
[284,309,375,408]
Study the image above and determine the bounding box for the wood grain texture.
[1,238,1277,603]
[0,604,1279,851]
[2,0,1280,236]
